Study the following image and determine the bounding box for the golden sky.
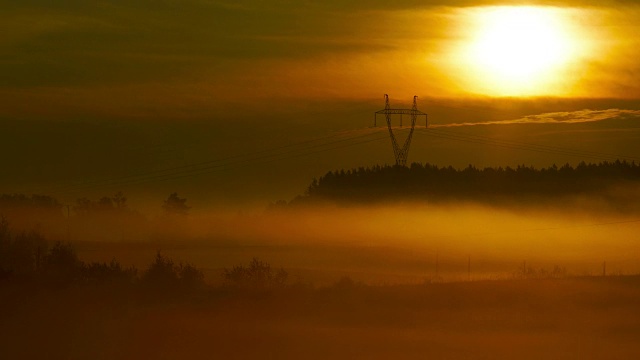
[1,1,640,205]
[2,1,640,116]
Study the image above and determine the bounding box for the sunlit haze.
[461,6,584,96]
[2,1,640,358]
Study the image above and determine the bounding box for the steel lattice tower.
[374,94,428,166]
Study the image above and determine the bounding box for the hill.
[289,160,640,208]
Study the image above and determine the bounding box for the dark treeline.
[0,216,289,294]
[0,191,188,218]
[0,215,199,291]
[0,192,190,241]
[291,160,640,204]
[0,193,61,210]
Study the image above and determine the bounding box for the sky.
[2,0,640,210]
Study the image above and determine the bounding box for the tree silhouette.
[42,241,83,286]
[74,192,130,215]
[84,259,137,285]
[142,252,179,289]
[0,216,49,280]
[141,252,204,291]
[112,191,127,209]
[292,160,640,205]
[162,192,190,215]
[223,258,288,289]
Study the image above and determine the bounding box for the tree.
[162,192,190,215]
[84,259,137,285]
[141,252,205,291]
[42,241,83,286]
[142,252,179,289]
[0,217,48,279]
[223,258,288,289]
[178,262,205,290]
[74,192,129,215]
[112,191,127,210]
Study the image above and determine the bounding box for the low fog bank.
[2,190,640,285]
[51,202,640,284]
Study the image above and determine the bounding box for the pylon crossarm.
[375,94,427,167]
[375,109,427,115]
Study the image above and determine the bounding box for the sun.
[460,6,580,96]
[472,7,568,78]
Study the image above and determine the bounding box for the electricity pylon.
[374,94,428,166]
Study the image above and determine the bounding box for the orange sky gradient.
[1,1,640,207]
[2,2,640,117]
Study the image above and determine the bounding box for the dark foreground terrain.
[1,276,639,359]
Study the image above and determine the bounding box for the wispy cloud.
[431,109,640,128]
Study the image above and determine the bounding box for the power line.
[431,128,640,161]
[33,130,356,194]
[415,128,639,162]
[18,110,640,197]
[105,134,389,192]
[42,131,389,196]
[420,129,615,161]
[23,125,639,197]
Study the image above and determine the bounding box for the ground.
[1,276,639,359]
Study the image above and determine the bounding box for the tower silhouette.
[374,94,428,166]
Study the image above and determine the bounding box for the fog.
[6,194,615,285]
[4,195,640,359]
[4,1,640,357]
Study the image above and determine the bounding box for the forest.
[2,212,640,359]
[291,160,640,207]
[2,162,640,359]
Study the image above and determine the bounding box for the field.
[2,275,639,359]
[2,192,640,359]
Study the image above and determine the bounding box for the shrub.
[84,259,137,285]
[332,276,359,290]
[41,241,83,286]
[0,217,49,280]
[178,262,205,290]
[141,252,205,291]
[223,258,288,289]
[142,252,179,289]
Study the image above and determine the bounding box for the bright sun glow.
[458,6,584,96]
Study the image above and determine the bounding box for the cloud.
[431,109,640,128]
[209,0,640,11]
[0,1,416,88]
[2,0,640,103]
